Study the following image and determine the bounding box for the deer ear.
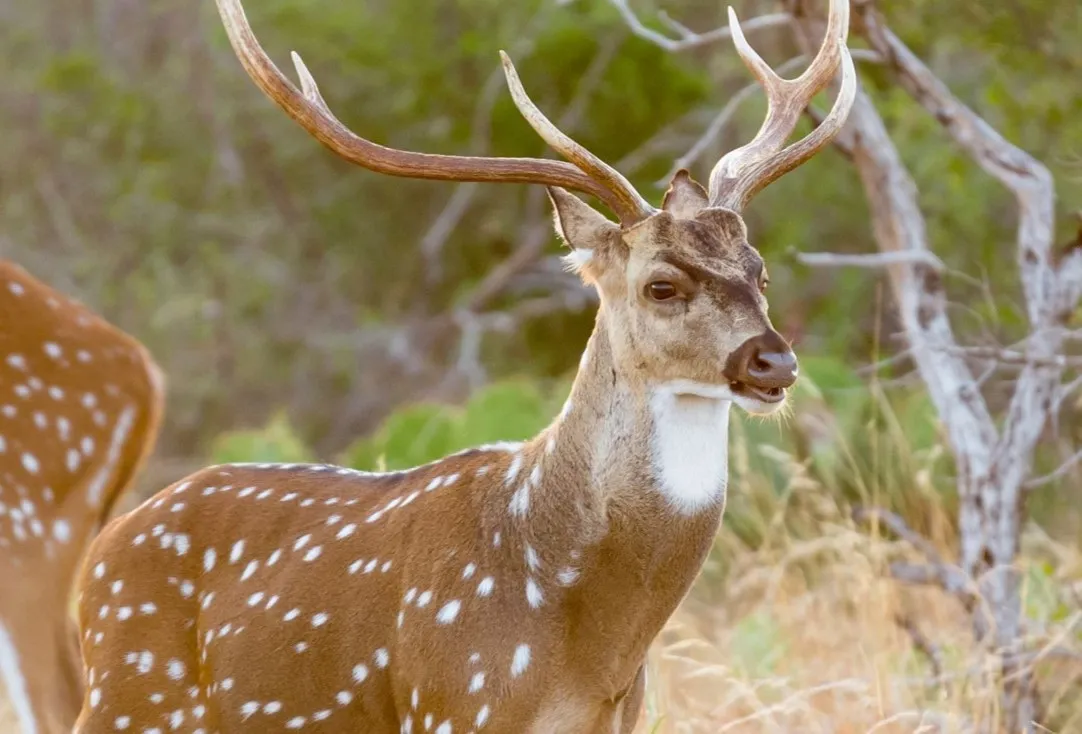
[694,206,749,244]
[547,187,620,275]
[661,170,709,220]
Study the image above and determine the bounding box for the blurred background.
[2,0,1081,730]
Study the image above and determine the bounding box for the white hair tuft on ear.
[561,248,594,274]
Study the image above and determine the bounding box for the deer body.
[75,322,730,733]
[0,261,164,734]
[75,0,856,729]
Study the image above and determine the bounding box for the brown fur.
[73,173,794,734]
[0,261,165,733]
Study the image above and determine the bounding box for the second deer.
[73,0,856,731]
[0,261,164,734]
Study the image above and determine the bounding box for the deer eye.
[646,281,679,301]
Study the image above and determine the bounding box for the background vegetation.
[2,0,1080,730]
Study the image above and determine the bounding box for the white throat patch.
[648,386,731,514]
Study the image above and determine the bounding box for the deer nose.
[725,331,798,390]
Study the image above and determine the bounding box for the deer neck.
[494,312,730,686]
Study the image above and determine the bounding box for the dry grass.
[641,478,1082,734]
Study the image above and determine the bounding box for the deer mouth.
[729,381,786,404]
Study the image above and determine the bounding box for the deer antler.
[213,0,655,224]
[708,0,857,211]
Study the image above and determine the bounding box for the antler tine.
[213,0,651,224]
[707,0,857,212]
[499,52,657,222]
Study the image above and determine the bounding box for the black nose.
[724,330,798,390]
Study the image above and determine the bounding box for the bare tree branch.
[607,0,789,52]
[1025,447,1082,490]
[418,5,555,281]
[419,15,623,282]
[853,507,977,604]
[938,345,1082,370]
[887,561,976,605]
[825,85,1000,467]
[796,248,945,271]
[854,8,1077,532]
[894,612,946,684]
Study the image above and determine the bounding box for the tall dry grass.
[642,424,1082,733]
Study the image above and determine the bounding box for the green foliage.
[337,378,571,470]
[209,412,314,464]
[340,403,459,472]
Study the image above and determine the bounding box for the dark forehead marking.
[657,225,764,281]
[656,251,720,282]
[701,266,763,309]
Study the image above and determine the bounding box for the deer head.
[215,0,854,416]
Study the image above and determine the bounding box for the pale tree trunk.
[609,0,1082,730]
[784,2,1081,730]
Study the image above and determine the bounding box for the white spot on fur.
[510,644,531,678]
[504,454,522,484]
[52,519,71,543]
[85,406,136,505]
[525,578,543,608]
[524,544,540,571]
[436,600,461,624]
[468,672,485,694]
[557,567,580,586]
[475,705,490,728]
[166,659,185,680]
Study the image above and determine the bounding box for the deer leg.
[614,664,647,734]
[0,607,82,734]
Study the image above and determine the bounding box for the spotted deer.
[73,0,855,731]
[0,261,165,734]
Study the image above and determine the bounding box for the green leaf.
[209,412,314,464]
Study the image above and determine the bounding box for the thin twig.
[938,345,1082,370]
[1025,447,1082,490]
[894,612,945,685]
[796,248,945,272]
[607,0,790,52]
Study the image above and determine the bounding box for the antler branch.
[708,0,857,211]
[213,0,653,223]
